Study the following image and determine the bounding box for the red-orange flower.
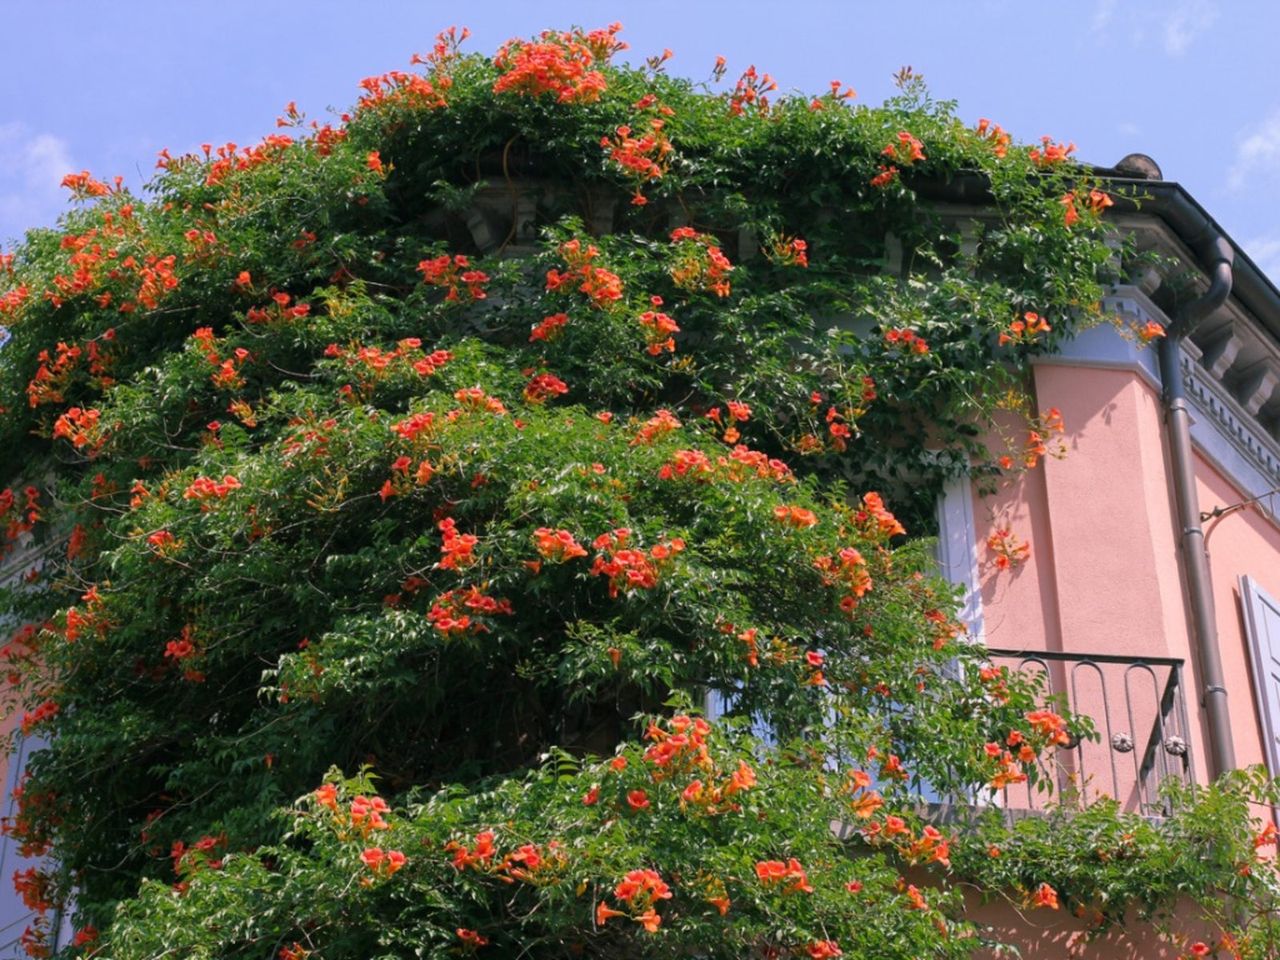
[1032,882,1059,910]
[870,165,899,188]
[614,868,672,903]
[755,857,813,894]
[807,942,843,959]
[314,783,339,811]
[595,901,625,925]
[183,474,242,503]
[882,131,925,165]
[1137,320,1165,344]
[772,504,818,528]
[419,253,488,302]
[1060,192,1081,227]
[523,372,569,404]
[1029,137,1075,167]
[529,312,569,342]
[534,527,588,562]
[456,928,489,948]
[360,847,406,876]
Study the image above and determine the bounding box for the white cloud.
[1243,235,1280,287]
[1163,0,1219,56]
[1091,0,1118,35]
[1229,109,1280,190]
[0,122,76,245]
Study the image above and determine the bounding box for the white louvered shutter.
[1240,575,1280,778]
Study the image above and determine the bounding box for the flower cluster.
[60,170,116,199]
[589,528,685,598]
[727,65,777,117]
[1136,320,1166,344]
[446,829,567,890]
[998,311,1051,347]
[357,69,450,113]
[669,227,733,297]
[986,527,1030,570]
[1029,136,1075,167]
[529,312,569,343]
[596,868,673,933]
[427,587,514,636]
[643,714,713,775]
[200,135,297,187]
[807,79,856,112]
[20,699,59,736]
[451,386,507,416]
[533,527,588,562]
[522,371,569,404]
[872,130,926,187]
[360,847,406,878]
[1060,188,1112,227]
[772,504,818,529]
[164,625,205,683]
[192,327,252,390]
[813,547,873,615]
[766,234,809,268]
[631,409,681,445]
[360,26,461,114]
[244,291,312,325]
[418,254,489,302]
[437,517,478,570]
[27,340,86,407]
[1021,407,1066,469]
[974,118,1011,158]
[377,452,435,501]
[492,26,622,102]
[602,114,673,206]
[51,406,105,453]
[657,444,793,485]
[182,474,242,504]
[545,239,624,308]
[637,302,680,355]
[391,411,438,444]
[883,327,929,355]
[755,858,814,895]
[855,492,907,540]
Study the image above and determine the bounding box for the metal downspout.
[1156,234,1236,778]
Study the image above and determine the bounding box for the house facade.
[937,160,1280,955]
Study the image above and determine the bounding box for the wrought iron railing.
[985,648,1196,816]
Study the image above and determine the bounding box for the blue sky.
[3,0,1279,278]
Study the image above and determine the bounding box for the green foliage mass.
[0,24,1275,960]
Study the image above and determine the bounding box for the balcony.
[984,648,1196,817]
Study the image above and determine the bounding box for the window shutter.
[1239,575,1280,778]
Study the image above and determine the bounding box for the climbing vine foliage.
[0,24,1276,960]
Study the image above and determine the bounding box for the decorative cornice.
[1180,348,1280,515]
[1042,289,1280,523]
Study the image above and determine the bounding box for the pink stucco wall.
[978,364,1189,661]
[961,357,1278,955]
[967,894,1214,959]
[973,360,1277,797]
[1193,450,1280,775]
